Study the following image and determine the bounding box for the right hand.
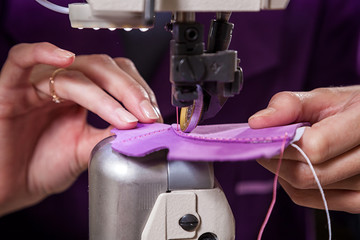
[249,86,360,213]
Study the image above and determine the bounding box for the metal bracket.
[142,185,235,240]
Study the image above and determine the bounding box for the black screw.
[179,214,199,231]
[198,232,218,240]
[185,28,199,41]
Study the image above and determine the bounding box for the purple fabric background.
[111,123,306,161]
[0,0,359,239]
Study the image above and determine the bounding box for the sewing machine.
[64,1,289,239]
[68,0,289,132]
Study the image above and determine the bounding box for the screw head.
[185,28,199,41]
[199,232,218,240]
[179,214,199,231]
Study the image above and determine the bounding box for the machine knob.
[179,214,199,231]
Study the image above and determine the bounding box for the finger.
[68,55,160,123]
[113,57,163,123]
[113,58,157,104]
[250,87,360,163]
[248,88,358,128]
[279,179,360,213]
[0,42,75,88]
[257,158,317,190]
[323,175,360,190]
[249,91,302,128]
[258,144,360,189]
[34,69,138,129]
[75,125,114,173]
[290,112,360,164]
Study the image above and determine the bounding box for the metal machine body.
[90,136,234,240]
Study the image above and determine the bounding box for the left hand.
[249,86,360,213]
[0,42,161,216]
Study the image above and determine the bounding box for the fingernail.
[115,108,138,123]
[249,107,276,120]
[55,48,75,58]
[154,105,162,117]
[140,100,159,120]
[154,106,163,123]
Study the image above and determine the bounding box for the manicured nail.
[154,105,161,117]
[115,108,138,123]
[55,48,75,58]
[140,100,159,120]
[154,106,163,123]
[249,107,276,120]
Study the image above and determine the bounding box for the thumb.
[248,88,351,129]
[248,91,303,128]
[76,125,114,172]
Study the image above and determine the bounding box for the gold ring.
[49,68,65,103]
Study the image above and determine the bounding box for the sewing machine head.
[68,0,289,132]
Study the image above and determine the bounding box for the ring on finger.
[49,68,65,103]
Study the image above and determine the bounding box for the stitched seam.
[173,128,291,144]
[117,126,292,144]
[119,128,171,143]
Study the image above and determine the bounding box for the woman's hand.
[0,42,161,215]
[249,86,360,213]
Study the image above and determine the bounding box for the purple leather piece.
[111,123,307,161]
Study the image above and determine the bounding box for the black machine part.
[169,12,243,121]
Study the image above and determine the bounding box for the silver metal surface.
[174,12,196,22]
[89,136,168,240]
[89,136,217,239]
[216,12,231,21]
[168,161,214,190]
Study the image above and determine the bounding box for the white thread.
[35,0,70,14]
[290,143,332,240]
